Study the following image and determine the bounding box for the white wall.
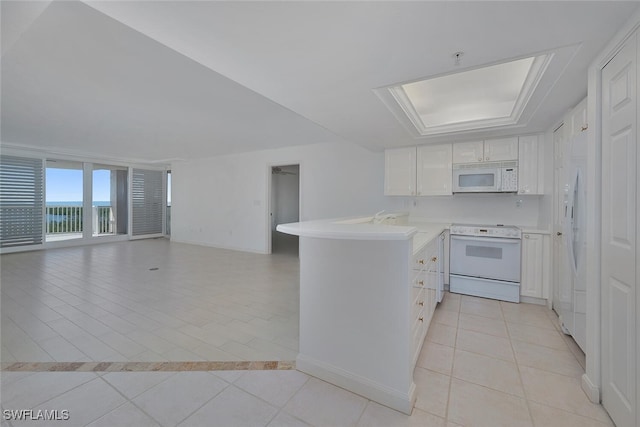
[171,141,393,253]
[172,138,551,254]
[271,165,299,231]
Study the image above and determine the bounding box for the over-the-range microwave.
[452,161,518,193]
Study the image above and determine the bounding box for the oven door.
[452,168,501,193]
[450,235,521,282]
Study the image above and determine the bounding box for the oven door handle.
[450,235,520,244]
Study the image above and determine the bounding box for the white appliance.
[452,161,518,193]
[557,131,587,351]
[449,224,522,302]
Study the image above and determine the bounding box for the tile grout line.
[442,293,461,425]
[266,374,312,427]
[501,301,538,427]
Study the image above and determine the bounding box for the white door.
[416,144,453,196]
[553,124,571,316]
[601,32,637,427]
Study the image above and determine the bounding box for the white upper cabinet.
[518,135,544,195]
[452,141,484,163]
[416,145,453,196]
[484,137,519,161]
[384,147,417,196]
[452,138,518,163]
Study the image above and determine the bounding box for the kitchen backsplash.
[390,193,541,227]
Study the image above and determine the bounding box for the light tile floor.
[1,240,614,426]
[1,239,300,363]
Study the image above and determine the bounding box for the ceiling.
[1,1,638,163]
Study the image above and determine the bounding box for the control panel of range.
[450,224,521,239]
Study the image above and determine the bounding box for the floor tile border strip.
[0,360,296,372]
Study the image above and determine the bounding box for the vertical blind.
[0,155,44,247]
[132,169,163,236]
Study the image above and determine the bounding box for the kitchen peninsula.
[277,215,447,414]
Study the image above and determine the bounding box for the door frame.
[265,162,302,255]
[585,9,640,405]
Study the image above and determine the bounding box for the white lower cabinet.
[411,235,440,365]
[296,229,446,415]
[520,233,550,300]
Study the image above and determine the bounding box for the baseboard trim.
[168,238,267,254]
[581,373,600,403]
[520,296,548,306]
[296,353,415,415]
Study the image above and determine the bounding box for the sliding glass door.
[1,155,168,252]
[92,164,128,237]
[45,160,83,242]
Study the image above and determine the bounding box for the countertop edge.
[277,222,418,241]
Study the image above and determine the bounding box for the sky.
[46,168,111,202]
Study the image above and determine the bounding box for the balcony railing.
[46,205,114,235]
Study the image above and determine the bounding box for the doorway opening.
[270,164,299,255]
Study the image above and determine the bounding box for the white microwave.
[452,161,518,193]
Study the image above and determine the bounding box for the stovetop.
[450,224,521,238]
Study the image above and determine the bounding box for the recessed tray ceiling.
[382,55,552,136]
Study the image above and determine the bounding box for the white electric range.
[449,224,522,303]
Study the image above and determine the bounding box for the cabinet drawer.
[412,313,426,362]
[412,287,426,320]
[411,271,426,288]
[412,253,428,270]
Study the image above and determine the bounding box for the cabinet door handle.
[417,280,424,286]
[524,235,530,239]
[478,157,483,161]
[419,317,424,322]
[417,259,425,264]
[431,256,437,262]
[557,232,563,236]
[581,125,588,132]
[486,156,490,161]
[418,301,424,306]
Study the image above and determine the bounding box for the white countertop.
[276,216,449,254]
